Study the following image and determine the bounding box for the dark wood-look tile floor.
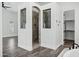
[64,39,74,49]
[3,36,64,57]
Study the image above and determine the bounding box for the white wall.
[59,2,79,44]
[0,2,2,57]
[40,3,63,50]
[18,2,63,50]
[75,3,79,44]
[18,2,41,51]
[2,8,18,37]
[18,2,32,51]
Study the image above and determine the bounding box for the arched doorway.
[32,6,40,49]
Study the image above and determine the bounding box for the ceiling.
[2,2,25,12]
[2,2,15,12]
[2,2,79,12]
[36,2,50,6]
[2,2,50,12]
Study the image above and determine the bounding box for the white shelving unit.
[64,10,75,40]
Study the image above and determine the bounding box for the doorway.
[32,6,40,49]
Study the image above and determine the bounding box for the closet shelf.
[64,30,75,32]
[64,20,74,22]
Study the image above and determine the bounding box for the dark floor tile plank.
[3,36,64,57]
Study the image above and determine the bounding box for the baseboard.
[18,45,32,51]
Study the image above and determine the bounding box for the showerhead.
[2,2,11,9]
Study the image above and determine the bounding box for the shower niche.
[20,8,26,29]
